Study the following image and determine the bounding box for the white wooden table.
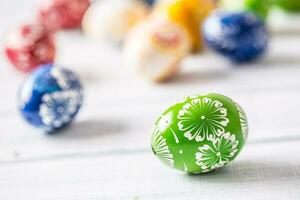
[1,1,300,199]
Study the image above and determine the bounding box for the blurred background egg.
[123,17,191,82]
[19,64,83,132]
[153,0,216,52]
[274,0,300,12]
[203,11,269,63]
[82,0,149,44]
[38,0,91,31]
[141,0,156,6]
[4,23,56,73]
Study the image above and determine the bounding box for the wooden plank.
[1,87,300,162]
[1,32,300,113]
[2,64,300,162]
[0,140,299,200]
[1,0,300,199]
[1,13,300,163]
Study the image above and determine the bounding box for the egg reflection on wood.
[82,0,149,43]
[5,23,56,73]
[203,11,269,63]
[123,17,191,82]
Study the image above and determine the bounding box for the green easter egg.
[275,0,300,12]
[221,0,272,19]
[151,93,248,174]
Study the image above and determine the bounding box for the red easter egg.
[38,0,90,31]
[5,23,56,73]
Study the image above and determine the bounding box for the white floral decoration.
[157,112,173,132]
[152,125,174,168]
[51,67,79,90]
[235,103,249,140]
[195,132,239,172]
[39,90,83,129]
[177,97,229,142]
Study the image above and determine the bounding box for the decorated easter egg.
[82,0,148,43]
[154,0,216,51]
[19,64,83,132]
[38,0,90,31]
[203,11,268,63]
[221,0,273,19]
[151,93,248,173]
[142,0,156,6]
[275,0,300,12]
[123,17,191,82]
[5,23,56,73]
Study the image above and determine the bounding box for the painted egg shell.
[203,11,268,63]
[5,23,56,73]
[141,0,156,6]
[275,0,300,12]
[221,0,273,20]
[82,0,148,43]
[151,93,248,173]
[19,64,83,132]
[154,0,216,51]
[38,0,90,31]
[123,17,191,82]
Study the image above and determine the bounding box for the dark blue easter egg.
[203,11,268,63]
[18,64,83,132]
[142,0,155,6]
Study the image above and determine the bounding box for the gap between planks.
[1,135,300,165]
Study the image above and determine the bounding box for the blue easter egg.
[142,0,155,6]
[203,11,268,63]
[18,64,83,132]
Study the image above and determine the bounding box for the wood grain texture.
[1,0,300,199]
[1,34,300,162]
[0,141,300,200]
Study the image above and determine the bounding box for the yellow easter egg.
[154,0,216,52]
